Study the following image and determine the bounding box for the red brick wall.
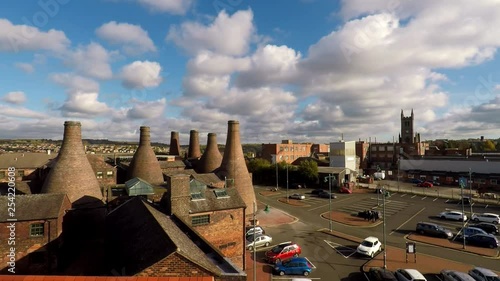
[137,252,213,277]
[193,208,244,269]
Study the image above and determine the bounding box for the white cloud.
[0,104,47,119]
[182,74,230,98]
[0,19,70,53]
[137,0,193,15]
[187,51,251,75]
[60,92,110,117]
[166,9,255,56]
[96,21,156,55]
[126,98,166,119]
[120,60,163,89]
[2,91,27,104]
[50,73,100,93]
[14,62,35,73]
[64,42,113,80]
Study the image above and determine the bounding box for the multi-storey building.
[261,140,313,164]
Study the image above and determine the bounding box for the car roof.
[364,236,379,242]
[288,257,308,262]
[481,213,499,216]
[399,269,426,279]
[471,267,498,276]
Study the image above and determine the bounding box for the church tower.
[400,109,414,144]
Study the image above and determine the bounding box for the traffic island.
[321,211,382,227]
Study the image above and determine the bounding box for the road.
[254,185,500,281]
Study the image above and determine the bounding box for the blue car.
[409,178,423,184]
[274,257,314,276]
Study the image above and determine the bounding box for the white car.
[441,269,475,281]
[394,268,427,281]
[439,211,467,221]
[356,236,381,258]
[468,267,500,281]
[246,226,265,237]
[246,234,272,251]
[471,213,500,224]
[289,193,306,200]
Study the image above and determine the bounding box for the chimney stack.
[41,121,103,206]
[217,120,256,214]
[169,131,181,156]
[188,130,202,159]
[196,133,222,173]
[128,126,164,185]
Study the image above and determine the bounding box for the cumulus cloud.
[120,60,163,89]
[64,42,113,80]
[187,51,251,75]
[2,91,27,105]
[96,21,156,55]
[14,62,35,73]
[137,0,193,15]
[166,9,255,56]
[0,19,70,53]
[126,98,166,119]
[50,73,100,93]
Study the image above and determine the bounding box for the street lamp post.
[469,168,473,217]
[253,201,256,281]
[397,157,400,192]
[460,177,466,249]
[382,185,387,269]
[286,163,289,202]
[324,174,335,232]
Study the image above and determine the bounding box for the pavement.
[246,193,500,281]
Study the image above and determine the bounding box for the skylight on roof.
[191,192,204,200]
[214,189,229,198]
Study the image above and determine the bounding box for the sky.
[1,0,500,144]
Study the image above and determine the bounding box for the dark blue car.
[409,178,423,184]
[274,257,314,276]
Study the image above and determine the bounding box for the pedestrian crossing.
[338,197,412,218]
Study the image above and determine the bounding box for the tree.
[482,140,496,151]
[297,160,318,184]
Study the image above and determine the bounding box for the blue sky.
[1,0,500,144]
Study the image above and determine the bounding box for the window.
[30,223,44,237]
[491,179,498,185]
[192,215,210,226]
[96,172,103,179]
[106,171,113,178]
[18,170,24,177]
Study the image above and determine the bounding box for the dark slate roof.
[159,160,186,169]
[0,193,68,222]
[106,197,224,276]
[165,170,224,187]
[0,152,54,169]
[190,187,246,213]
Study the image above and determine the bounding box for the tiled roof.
[164,170,224,187]
[159,160,186,169]
[0,193,69,222]
[190,187,246,213]
[106,197,223,276]
[0,152,54,169]
[0,276,214,281]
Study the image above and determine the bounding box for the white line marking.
[390,207,426,235]
[308,204,330,211]
[400,194,407,197]
[421,196,427,200]
[411,195,417,198]
[305,257,316,268]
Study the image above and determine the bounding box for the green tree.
[482,140,496,151]
[247,158,271,173]
[297,160,318,184]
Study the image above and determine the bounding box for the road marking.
[400,194,407,197]
[390,207,426,235]
[411,195,417,198]
[324,240,357,258]
[433,198,438,201]
[421,196,427,200]
[308,204,329,211]
[304,257,317,268]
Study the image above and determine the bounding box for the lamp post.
[253,201,256,281]
[382,185,387,269]
[469,168,473,217]
[459,177,466,249]
[397,157,400,192]
[286,163,289,202]
[324,174,335,232]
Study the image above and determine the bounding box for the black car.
[416,222,453,239]
[318,191,337,199]
[465,234,499,248]
[311,189,323,195]
[471,223,500,235]
[368,267,398,281]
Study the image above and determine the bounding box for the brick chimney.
[187,129,202,159]
[41,121,103,207]
[196,133,222,173]
[169,131,181,156]
[217,120,256,213]
[128,126,164,185]
[164,174,191,217]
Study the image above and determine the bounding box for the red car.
[339,186,352,194]
[417,181,433,188]
[265,242,302,264]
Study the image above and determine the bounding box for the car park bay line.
[389,207,426,236]
[324,240,356,259]
[307,196,352,211]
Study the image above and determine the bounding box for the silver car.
[468,267,500,281]
[246,234,272,251]
[439,211,467,221]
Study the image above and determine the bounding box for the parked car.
[470,223,499,235]
[311,189,323,195]
[368,267,398,281]
[456,227,488,239]
[439,211,467,221]
[416,222,453,239]
[289,193,306,200]
[265,241,302,263]
[273,257,313,276]
[246,234,272,251]
[394,268,427,281]
[318,191,337,199]
[409,178,423,184]
[339,186,352,194]
[465,234,499,248]
[432,180,441,186]
[290,183,304,189]
[417,181,433,188]
[468,267,500,281]
[356,236,382,258]
[471,213,500,224]
[441,269,476,281]
[460,196,473,205]
[246,226,265,237]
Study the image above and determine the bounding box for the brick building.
[87,155,117,188]
[0,194,71,274]
[106,196,246,280]
[261,140,313,164]
[162,174,247,270]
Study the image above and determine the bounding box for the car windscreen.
[361,241,374,247]
[271,246,284,253]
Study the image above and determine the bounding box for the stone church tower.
[400,109,414,144]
